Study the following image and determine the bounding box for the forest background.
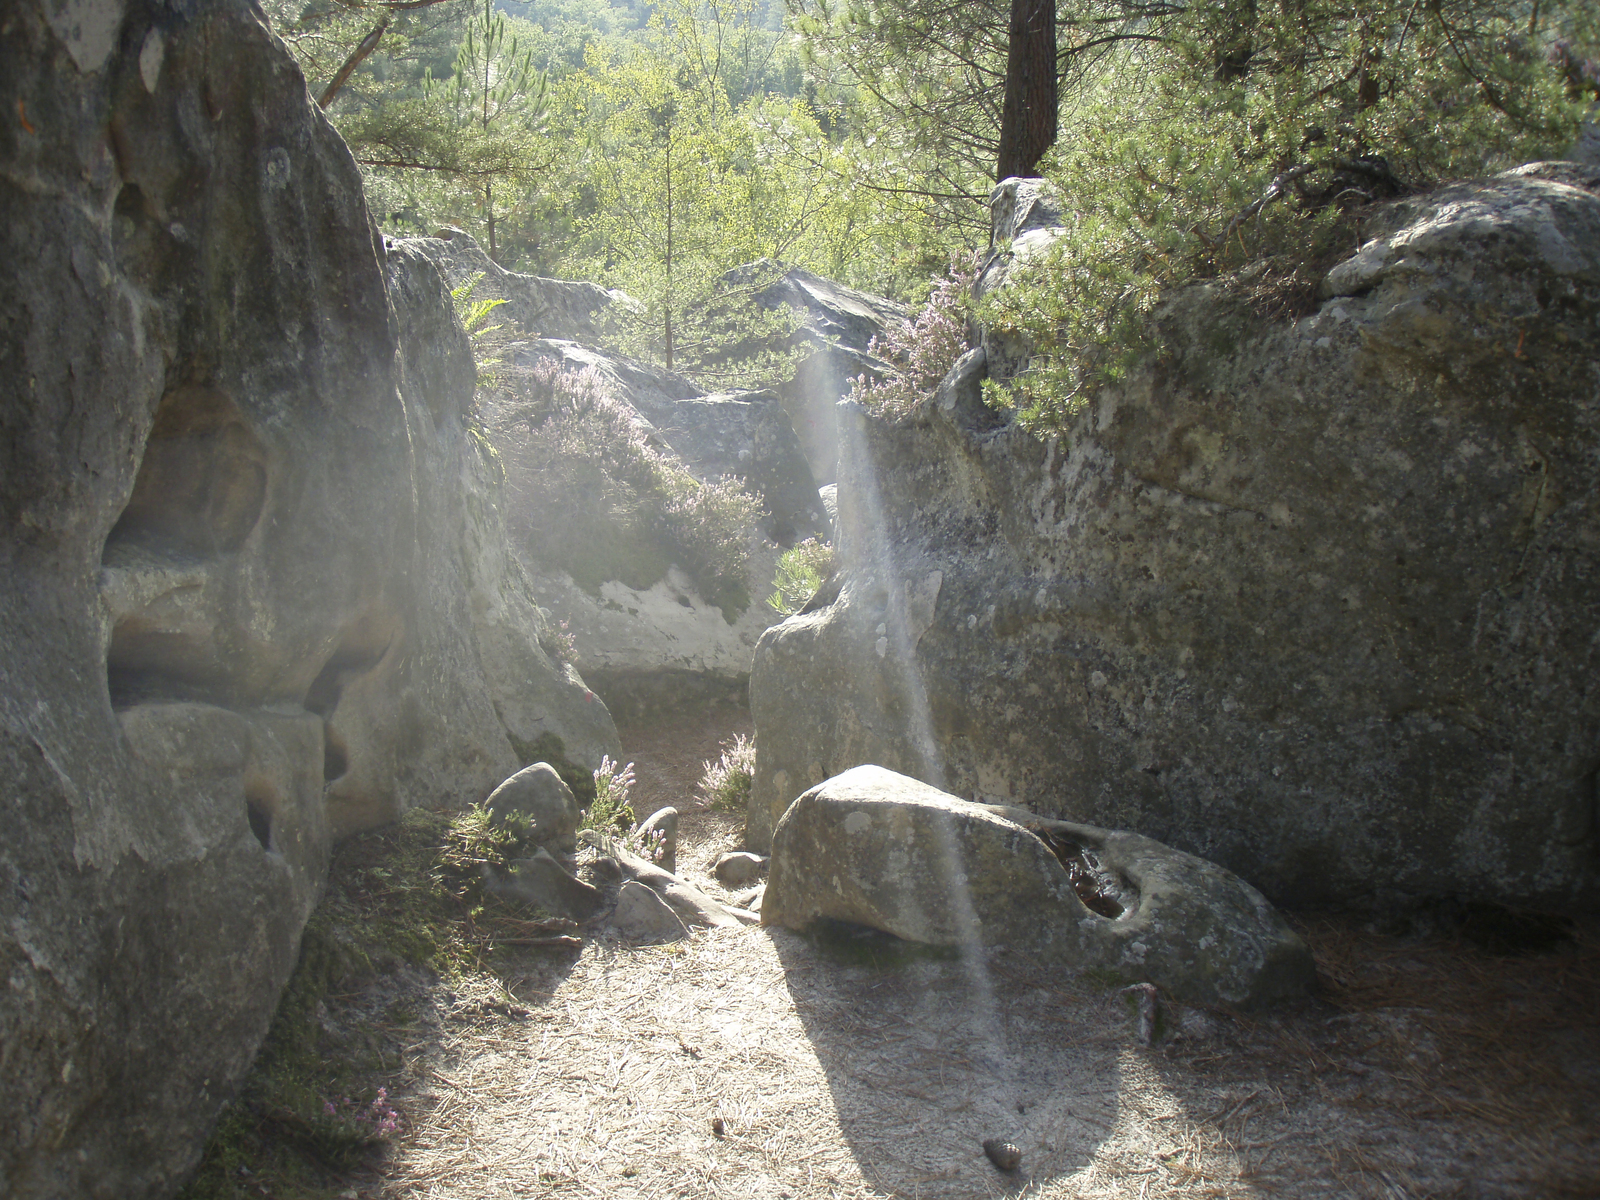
[268,0,1600,413]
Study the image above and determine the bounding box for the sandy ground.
[342,708,1600,1200]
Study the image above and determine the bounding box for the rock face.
[0,3,615,1196]
[407,227,628,344]
[762,767,1313,1008]
[741,261,909,485]
[750,165,1600,913]
[482,337,827,703]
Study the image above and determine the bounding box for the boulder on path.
[750,166,1600,913]
[613,880,691,942]
[487,848,604,920]
[761,767,1314,1010]
[713,851,768,888]
[487,763,582,853]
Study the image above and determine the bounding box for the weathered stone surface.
[487,763,581,853]
[613,879,691,942]
[740,262,909,485]
[762,767,1313,1009]
[713,851,768,888]
[751,167,1600,912]
[978,178,1067,385]
[406,228,629,344]
[0,3,616,1195]
[635,805,679,875]
[487,848,604,920]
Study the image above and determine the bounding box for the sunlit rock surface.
[738,261,910,486]
[0,2,614,1195]
[763,766,1314,1009]
[751,165,1600,913]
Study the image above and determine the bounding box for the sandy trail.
[355,707,1600,1200]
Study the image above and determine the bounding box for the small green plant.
[450,271,509,387]
[695,733,756,812]
[767,538,834,615]
[624,824,668,864]
[540,618,578,667]
[584,755,637,835]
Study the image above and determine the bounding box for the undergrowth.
[178,803,572,1199]
[499,358,764,616]
[695,733,756,812]
[767,537,833,615]
[847,252,980,420]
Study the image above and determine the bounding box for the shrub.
[848,251,981,419]
[584,755,637,835]
[976,2,1596,431]
[767,538,834,615]
[696,733,756,812]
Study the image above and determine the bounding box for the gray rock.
[405,228,628,344]
[749,166,1600,912]
[634,806,680,875]
[713,851,768,888]
[488,339,807,692]
[613,880,691,942]
[487,763,581,853]
[736,261,910,485]
[729,885,766,911]
[761,767,1314,1009]
[0,2,617,1194]
[488,849,604,920]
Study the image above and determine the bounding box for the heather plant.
[848,251,980,419]
[767,538,834,615]
[695,733,756,812]
[584,755,637,835]
[624,824,668,864]
[502,358,764,612]
[319,1088,403,1144]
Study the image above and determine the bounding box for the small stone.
[711,1116,725,1137]
[982,1139,1021,1172]
[713,851,768,887]
[612,881,688,942]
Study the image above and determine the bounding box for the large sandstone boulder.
[0,3,615,1195]
[750,165,1600,913]
[407,227,628,343]
[762,767,1314,1009]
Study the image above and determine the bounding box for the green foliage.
[451,270,510,388]
[584,754,638,833]
[974,0,1596,431]
[767,537,834,615]
[695,732,757,811]
[502,358,764,613]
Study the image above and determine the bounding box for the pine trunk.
[995,0,1057,180]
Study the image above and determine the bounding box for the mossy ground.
[178,806,580,1199]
